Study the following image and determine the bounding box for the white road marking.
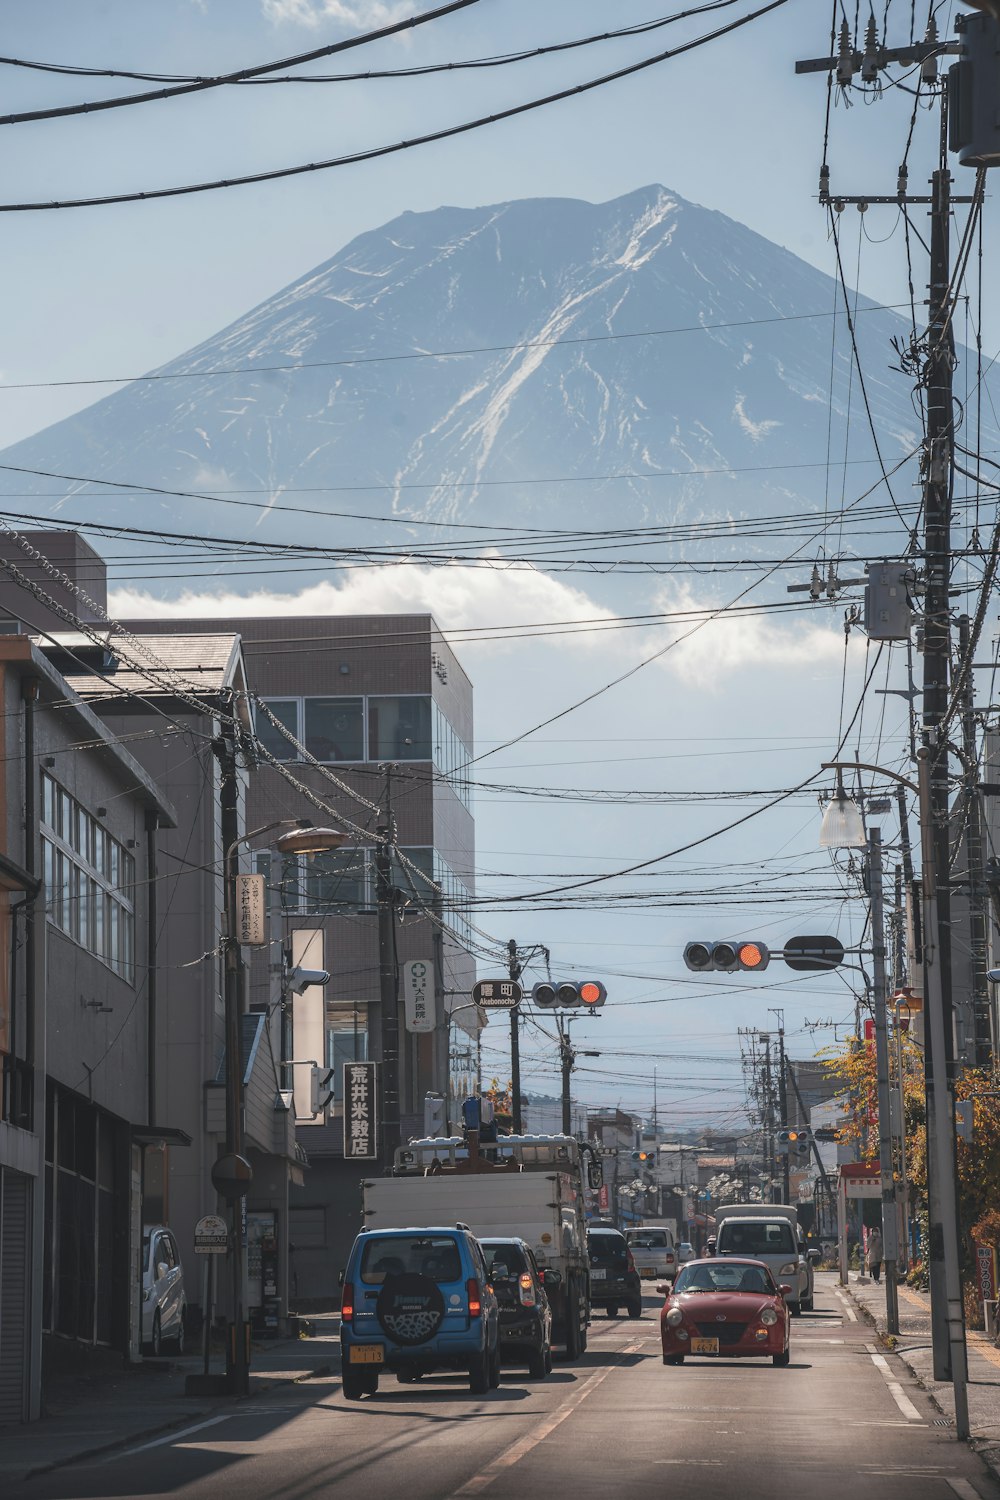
[108,1416,231,1459]
[946,1482,982,1500]
[833,1290,858,1322]
[864,1343,922,1421]
[453,1340,643,1495]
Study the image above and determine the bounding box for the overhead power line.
[0,0,789,212]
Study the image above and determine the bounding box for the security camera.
[287,966,331,993]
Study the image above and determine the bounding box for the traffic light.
[531,980,607,1009]
[683,940,770,974]
[309,1066,335,1115]
[777,1128,812,1157]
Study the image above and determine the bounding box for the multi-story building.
[125,609,479,1300]
[0,627,174,1422]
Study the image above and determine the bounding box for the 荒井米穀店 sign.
[345,1061,379,1160]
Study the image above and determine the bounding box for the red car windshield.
[674,1263,775,1295]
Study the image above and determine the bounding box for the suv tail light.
[626,1250,637,1274]
[341,1281,354,1324]
[467,1278,482,1318]
[518,1272,536,1308]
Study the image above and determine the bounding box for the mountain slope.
[0,185,932,569]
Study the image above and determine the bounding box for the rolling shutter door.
[0,1169,30,1423]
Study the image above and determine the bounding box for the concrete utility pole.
[867,826,900,1334]
[375,766,401,1169]
[761,1035,776,1202]
[507,939,523,1134]
[773,1019,791,1204]
[796,19,974,1437]
[957,614,993,1065]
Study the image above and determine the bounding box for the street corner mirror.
[779,1284,792,1296]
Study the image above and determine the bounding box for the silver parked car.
[142,1225,186,1356]
[675,1241,696,1265]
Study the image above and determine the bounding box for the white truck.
[361,1133,595,1358]
[711,1203,817,1313]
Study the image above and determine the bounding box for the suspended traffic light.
[683,941,770,973]
[531,980,607,1009]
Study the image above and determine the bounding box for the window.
[432,701,473,811]
[41,773,135,982]
[304,847,367,912]
[304,697,364,762]
[256,699,300,761]
[368,696,432,761]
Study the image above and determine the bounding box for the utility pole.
[867,826,901,1334]
[560,1022,573,1136]
[375,766,401,1170]
[772,1016,791,1205]
[507,939,523,1134]
[795,19,972,1437]
[214,729,250,1397]
[761,1034,776,1203]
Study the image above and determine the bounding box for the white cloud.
[260,0,413,28]
[109,561,617,652]
[649,582,853,685]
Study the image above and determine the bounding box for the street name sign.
[194,1214,229,1254]
[472,979,522,1008]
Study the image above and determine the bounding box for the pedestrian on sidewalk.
[867,1225,883,1284]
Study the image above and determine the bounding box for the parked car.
[625,1227,677,1282]
[659,1257,791,1367]
[587,1227,643,1319]
[676,1242,696,1265]
[480,1236,553,1380]
[142,1225,186,1356]
[340,1227,500,1399]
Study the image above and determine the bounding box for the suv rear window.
[718,1222,795,1256]
[359,1235,462,1284]
[589,1233,627,1264]
[481,1243,528,1276]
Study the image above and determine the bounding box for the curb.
[842,1280,1000,1492]
[17,1360,338,1483]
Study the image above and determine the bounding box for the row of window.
[255,694,472,810]
[41,773,136,983]
[256,845,474,951]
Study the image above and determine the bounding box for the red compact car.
[659,1256,791,1367]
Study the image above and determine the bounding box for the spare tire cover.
[376,1273,446,1345]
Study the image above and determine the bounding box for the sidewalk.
[843,1269,1000,1479]
[0,1316,341,1485]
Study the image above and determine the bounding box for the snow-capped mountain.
[0,185,938,571]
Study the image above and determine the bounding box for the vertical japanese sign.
[403,959,434,1033]
[976,1243,998,1303]
[235,873,267,946]
[344,1061,379,1160]
[292,929,325,1124]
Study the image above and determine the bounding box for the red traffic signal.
[531,980,607,1009]
[683,941,770,973]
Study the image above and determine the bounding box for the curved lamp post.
[820,756,968,1437]
[221,818,348,1395]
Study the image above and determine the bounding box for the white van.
[711,1205,815,1313]
[624,1225,677,1281]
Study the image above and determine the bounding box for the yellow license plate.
[349,1345,384,1365]
[690,1338,719,1355]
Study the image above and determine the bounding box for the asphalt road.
[11,1275,1000,1500]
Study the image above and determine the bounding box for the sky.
[0,0,988,1134]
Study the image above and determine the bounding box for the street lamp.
[821,757,969,1436]
[220,817,347,1395]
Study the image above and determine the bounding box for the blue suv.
[340,1226,500,1399]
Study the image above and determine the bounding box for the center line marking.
[453,1341,643,1495]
